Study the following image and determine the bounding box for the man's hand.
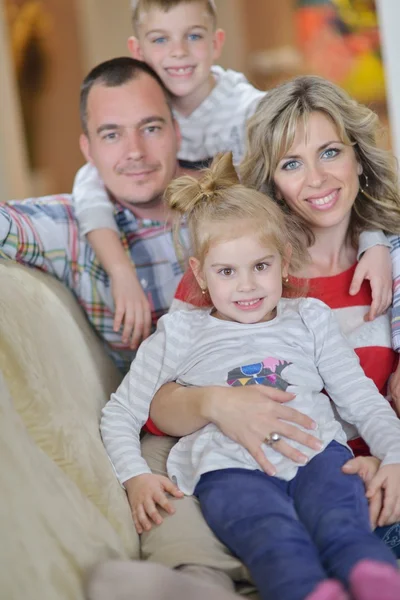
[388,363,400,416]
[342,456,382,528]
[209,385,322,476]
[349,245,392,321]
[366,464,400,527]
[125,474,184,534]
[111,266,153,348]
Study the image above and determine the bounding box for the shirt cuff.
[78,206,118,237]
[357,230,390,260]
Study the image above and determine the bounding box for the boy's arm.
[88,228,152,348]
[73,164,151,347]
[73,163,118,234]
[0,199,74,284]
[350,230,392,320]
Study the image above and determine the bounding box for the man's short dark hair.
[80,56,173,135]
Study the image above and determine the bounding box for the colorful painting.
[296,0,386,103]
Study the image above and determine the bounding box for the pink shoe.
[350,559,400,600]
[306,580,350,600]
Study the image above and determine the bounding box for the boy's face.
[129,2,224,101]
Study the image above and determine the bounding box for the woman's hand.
[342,456,383,528]
[209,385,322,476]
[349,245,392,321]
[366,464,400,527]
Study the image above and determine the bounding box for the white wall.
[377,0,400,161]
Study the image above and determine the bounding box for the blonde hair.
[165,153,308,297]
[131,0,217,33]
[240,75,400,244]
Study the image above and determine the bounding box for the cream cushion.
[0,261,140,598]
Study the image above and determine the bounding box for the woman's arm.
[150,382,322,474]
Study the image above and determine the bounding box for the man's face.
[80,73,180,209]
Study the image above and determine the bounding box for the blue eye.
[102,132,119,142]
[282,160,300,171]
[152,37,167,44]
[188,33,202,41]
[322,148,340,159]
[143,125,161,135]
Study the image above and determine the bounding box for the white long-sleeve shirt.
[101,297,400,495]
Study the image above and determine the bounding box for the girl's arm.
[100,313,183,485]
[311,299,400,462]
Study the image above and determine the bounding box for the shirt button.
[141,279,148,289]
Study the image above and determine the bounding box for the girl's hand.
[349,245,392,321]
[366,464,400,527]
[209,385,322,476]
[342,456,383,528]
[111,266,153,348]
[125,474,184,534]
[388,363,400,416]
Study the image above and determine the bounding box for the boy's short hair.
[131,0,217,33]
[80,56,173,135]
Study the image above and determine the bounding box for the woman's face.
[273,111,362,233]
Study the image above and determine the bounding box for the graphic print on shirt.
[227,357,291,391]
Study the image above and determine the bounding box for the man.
[0,57,186,373]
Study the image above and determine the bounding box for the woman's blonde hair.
[165,152,308,296]
[240,75,400,243]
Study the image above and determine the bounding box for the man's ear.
[79,134,93,165]
[128,36,144,60]
[189,257,206,290]
[212,28,225,61]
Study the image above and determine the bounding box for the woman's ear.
[357,162,363,176]
[189,257,206,290]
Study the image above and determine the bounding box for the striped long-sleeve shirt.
[101,297,400,495]
[0,195,186,373]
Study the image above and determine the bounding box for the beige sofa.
[0,260,140,600]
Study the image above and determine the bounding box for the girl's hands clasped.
[209,385,323,476]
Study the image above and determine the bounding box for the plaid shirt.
[0,195,186,373]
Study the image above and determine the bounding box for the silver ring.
[265,432,281,446]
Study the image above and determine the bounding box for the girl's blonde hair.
[240,75,400,244]
[165,152,308,296]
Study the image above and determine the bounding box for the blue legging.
[194,441,397,600]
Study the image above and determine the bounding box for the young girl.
[101,153,400,600]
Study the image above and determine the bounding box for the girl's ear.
[357,162,363,176]
[189,257,206,290]
[282,243,292,278]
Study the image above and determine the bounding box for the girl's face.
[190,232,289,324]
[273,111,362,234]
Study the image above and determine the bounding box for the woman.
[136,76,400,598]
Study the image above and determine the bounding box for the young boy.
[73,0,392,348]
